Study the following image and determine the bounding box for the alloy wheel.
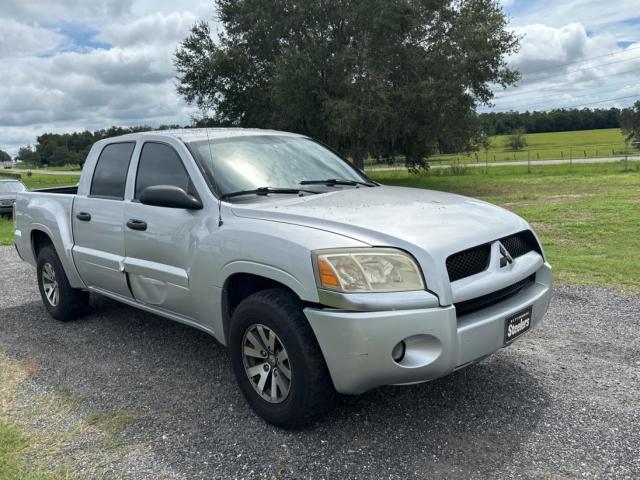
[41,262,59,307]
[241,324,292,403]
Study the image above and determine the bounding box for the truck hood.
[231,185,529,251]
[230,186,531,303]
[0,193,17,202]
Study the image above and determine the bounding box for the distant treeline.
[15,125,182,167]
[479,108,622,136]
[10,107,633,167]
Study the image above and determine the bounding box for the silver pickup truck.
[15,129,552,428]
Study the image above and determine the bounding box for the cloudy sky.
[1,0,639,155]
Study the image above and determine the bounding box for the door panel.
[72,197,132,298]
[123,201,200,317]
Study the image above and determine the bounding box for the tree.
[16,146,39,165]
[620,101,640,146]
[0,149,11,164]
[175,0,519,169]
[506,128,527,151]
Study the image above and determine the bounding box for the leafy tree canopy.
[175,0,519,168]
[0,149,11,163]
[620,100,640,146]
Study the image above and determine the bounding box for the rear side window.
[90,142,135,199]
[135,142,192,199]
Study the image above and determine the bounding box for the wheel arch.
[29,226,86,290]
[31,228,54,258]
[220,267,318,345]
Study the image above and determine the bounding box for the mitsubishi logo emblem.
[498,242,513,268]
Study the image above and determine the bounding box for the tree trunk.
[353,149,365,171]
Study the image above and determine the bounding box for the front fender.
[220,260,317,303]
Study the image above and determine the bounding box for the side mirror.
[139,185,203,210]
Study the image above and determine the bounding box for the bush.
[506,128,528,151]
[449,161,470,176]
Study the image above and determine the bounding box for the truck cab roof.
[115,128,305,144]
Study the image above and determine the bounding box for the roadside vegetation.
[371,161,640,291]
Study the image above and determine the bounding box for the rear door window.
[134,142,192,199]
[90,142,135,199]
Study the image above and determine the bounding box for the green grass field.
[371,161,640,291]
[367,128,639,166]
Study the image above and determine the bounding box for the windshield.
[187,135,369,197]
[0,181,26,194]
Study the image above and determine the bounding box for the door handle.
[76,212,91,222]
[126,219,147,231]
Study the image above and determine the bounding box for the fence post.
[485,151,488,174]
[624,140,629,172]
[527,149,531,173]
[569,147,572,169]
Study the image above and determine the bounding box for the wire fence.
[364,142,640,172]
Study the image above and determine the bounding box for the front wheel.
[36,245,89,321]
[228,289,337,428]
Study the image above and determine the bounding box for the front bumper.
[305,262,552,394]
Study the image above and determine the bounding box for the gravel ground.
[0,246,638,479]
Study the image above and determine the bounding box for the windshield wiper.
[220,187,317,200]
[300,178,376,187]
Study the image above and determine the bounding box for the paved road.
[0,246,638,479]
[368,155,640,171]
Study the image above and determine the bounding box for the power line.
[492,66,640,101]
[519,55,640,82]
[490,93,640,113]
[494,81,640,110]
[516,44,640,76]
[496,91,640,111]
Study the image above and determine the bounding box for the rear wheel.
[37,245,89,321]
[229,288,337,429]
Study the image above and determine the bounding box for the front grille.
[446,245,491,282]
[446,230,541,282]
[454,274,535,317]
[0,200,13,206]
[500,230,542,259]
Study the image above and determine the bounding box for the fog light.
[391,341,406,362]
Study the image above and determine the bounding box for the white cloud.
[98,12,198,47]
[486,20,640,112]
[0,0,133,23]
[510,0,640,41]
[0,0,212,155]
[0,18,65,58]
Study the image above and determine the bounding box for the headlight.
[313,248,425,293]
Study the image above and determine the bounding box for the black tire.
[228,288,337,429]
[36,245,89,321]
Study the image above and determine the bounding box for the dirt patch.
[0,353,181,479]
